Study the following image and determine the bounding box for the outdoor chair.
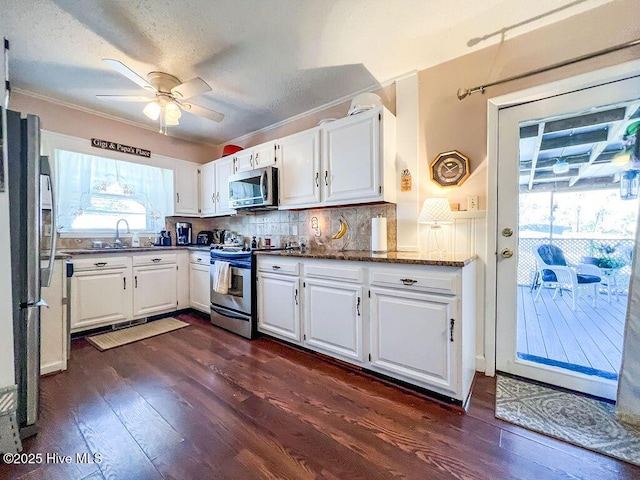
[532,244,602,310]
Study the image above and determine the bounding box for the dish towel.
[213,261,231,294]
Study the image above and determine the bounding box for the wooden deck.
[517,286,626,377]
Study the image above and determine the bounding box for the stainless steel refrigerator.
[3,107,56,439]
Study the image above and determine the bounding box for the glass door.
[495,75,640,400]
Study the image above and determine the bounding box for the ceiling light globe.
[165,102,182,121]
[143,101,161,121]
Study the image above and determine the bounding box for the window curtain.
[616,206,640,426]
[55,150,173,232]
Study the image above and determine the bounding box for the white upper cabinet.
[174,161,200,216]
[200,162,216,216]
[278,107,396,210]
[253,141,277,169]
[199,156,236,217]
[278,128,322,208]
[234,149,255,173]
[214,155,236,216]
[232,141,278,173]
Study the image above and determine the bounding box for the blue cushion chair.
[532,244,602,310]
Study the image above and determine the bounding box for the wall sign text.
[91,138,151,158]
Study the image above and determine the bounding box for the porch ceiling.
[519,101,640,192]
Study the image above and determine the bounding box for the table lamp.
[418,198,453,256]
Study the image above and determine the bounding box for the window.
[55,150,173,233]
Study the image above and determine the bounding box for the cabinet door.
[200,161,216,216]
[133,264,178,317]
[304,279,363,363]
[234,149,254,173]
[253,141,277,169]
[71,269,131,332]
[214,156,236,216]
[257,273,301,343]
[174,162,200,216]
[41,260,66,374]
[189,263,211,313]
[323,111,380,204]
[369,288,457,394]
[278,128,321,208]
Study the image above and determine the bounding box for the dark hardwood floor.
[2,312,639,480]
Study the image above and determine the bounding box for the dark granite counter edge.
[57,245,210,256]
[254,250,477,267]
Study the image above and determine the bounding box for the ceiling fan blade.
[171,77,211,99]
[96,95,153,102]
[102,58,156,91]
[179,102,224,122]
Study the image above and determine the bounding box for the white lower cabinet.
[40,260,67,374]
[255,256,477,403]
[303,278,364,363]
[70,253,181,333]
[70,266,132,332]
[369,288,456,393]
[257,272,301,344]
[133,264,177,317]
[189,253,210,313]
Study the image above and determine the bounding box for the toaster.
[196,231,214,245]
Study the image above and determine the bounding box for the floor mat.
[86,318,190,351]
[495,375,640,466]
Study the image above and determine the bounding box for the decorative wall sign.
[400,169,412,192]
[91,138,151,158]
[430,150,470,187]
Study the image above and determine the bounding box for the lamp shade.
[418,198,453,224]
[164,101,182,121]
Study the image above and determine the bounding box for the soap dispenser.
[132,232,140,247]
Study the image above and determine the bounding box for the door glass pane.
[517,100,640,381]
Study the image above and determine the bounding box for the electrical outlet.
[468,196,479,211]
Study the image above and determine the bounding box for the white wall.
[0,41,15,388]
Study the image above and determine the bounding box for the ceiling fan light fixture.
[165,101,182,121]
[143,100,162,121]
[165,115,180,126]
[552,159,570,174]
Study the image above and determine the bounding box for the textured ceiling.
[0,0,611,145]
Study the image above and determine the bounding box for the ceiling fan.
[97,59,224,133]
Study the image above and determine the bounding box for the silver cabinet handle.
[94,262,107,267]
[151,258,162,263]
[255,152,259,164]
[294,288,298,305]
[196,258,202,262]
[272,265,281,270]
[315,172,319,187]
[400,278,417,285]
[450,318,455,342]
[211,193,215,204]
[324,170,328,186]
[123,277,126,290]
[176,192,180,203]
[357,296,361,316]
[135,276,138,288]
[250,154,254,167]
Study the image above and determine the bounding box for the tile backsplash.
[55,204,397,252]
[167,203,397,252]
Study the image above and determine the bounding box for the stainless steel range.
[210,246,254,338]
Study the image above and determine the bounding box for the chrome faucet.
[114,218,130,248]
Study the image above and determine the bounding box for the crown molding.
[224,70,414,146]
[11,87,218,149]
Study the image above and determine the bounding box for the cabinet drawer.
[132,253,177,266]
[72,256,131,271]
[190,252,209,265]
[258,257,299,275]
[370,268,459,295]
[304,263,363,283]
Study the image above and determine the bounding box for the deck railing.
[518,237,634,287]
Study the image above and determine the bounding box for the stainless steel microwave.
[228,166,279,210]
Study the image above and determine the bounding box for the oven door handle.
[210,304,251,321]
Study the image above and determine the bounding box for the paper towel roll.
[371,216,387,252]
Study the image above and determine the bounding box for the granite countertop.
[58,245,210,256]
[254,250,477,267]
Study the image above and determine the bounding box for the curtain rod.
[456,38,640,100]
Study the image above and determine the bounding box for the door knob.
[501,248,514,258]
[502,228,513,237]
